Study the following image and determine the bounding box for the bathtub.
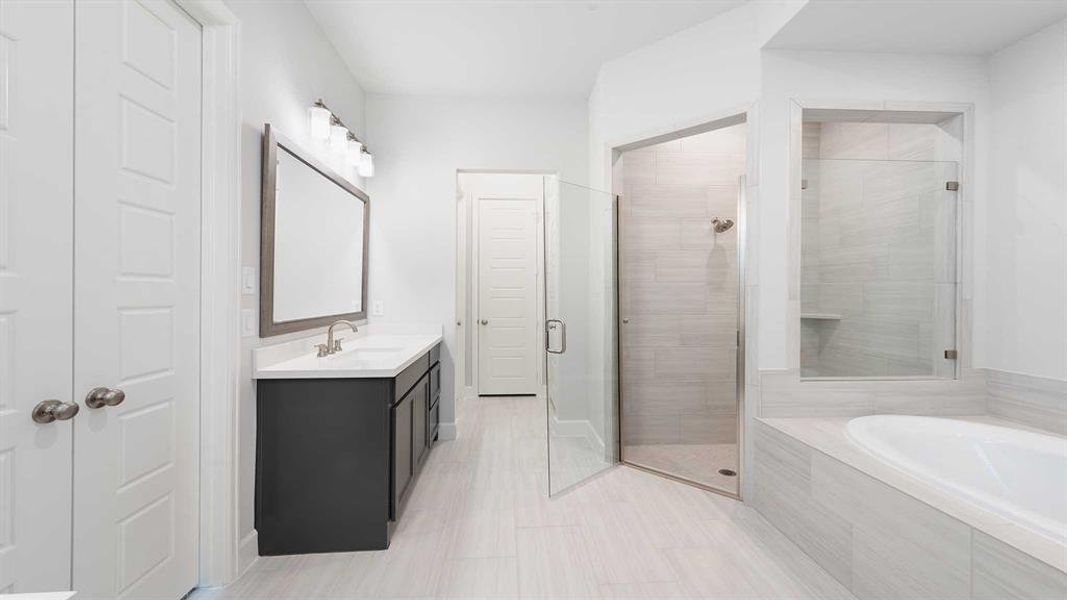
[846,415,1067,544]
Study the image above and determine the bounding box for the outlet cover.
[372,300,384,316]
[241,266,256,295]
[241,308,256,336]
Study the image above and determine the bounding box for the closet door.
[72,1,202,597]
[0,0,75,593]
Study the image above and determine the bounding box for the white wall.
[588,3,763,191]
[987,19,1067,381]
[364,95,588,432]
[226,0,368,572]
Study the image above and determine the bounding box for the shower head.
[712,217,735,233]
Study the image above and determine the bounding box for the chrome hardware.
[316,343,331,357]
[801,179,809,190]
[480,319,488,325]
[32,399,80,423]
[946,181,959,191]
[622,318,630,324]
[712,217,735,233]
[944,349,958,360]
[323,320,358,356]
[85,387,125,409]
[546,319,567,354]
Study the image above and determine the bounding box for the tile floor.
[194,396,854,599]
[624,443,739,495]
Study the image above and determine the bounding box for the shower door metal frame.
[615,160,747,502]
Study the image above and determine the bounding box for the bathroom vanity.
[253,331,443,555]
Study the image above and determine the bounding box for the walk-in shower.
[614,118,747,497]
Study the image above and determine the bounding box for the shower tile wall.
[801,122,959,378]
[620,125,745,446]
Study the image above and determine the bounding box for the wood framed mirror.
[260,123,370,337]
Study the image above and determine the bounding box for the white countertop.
[253,325,442,379]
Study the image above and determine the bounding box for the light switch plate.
[372,300,384,316]
[241,266,256,295]
[241,308,256,336]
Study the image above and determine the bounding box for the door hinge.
[801,179,809,190]
[946,181,959,191]
[944,349,958,360]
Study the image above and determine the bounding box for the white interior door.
[0,0,75,593]
[73,1,201,597]
[475,176,542,396]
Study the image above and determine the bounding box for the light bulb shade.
[347,140,364,165]
[308,106,331,140]
[329,125,349,154]
[357,151,374,177]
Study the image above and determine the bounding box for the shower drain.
[717,468,737,477]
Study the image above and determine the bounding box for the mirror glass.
[800,117,960,379]
[261,125,368,336]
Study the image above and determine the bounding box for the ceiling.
[765,0,1067,55]
[303,0,745,99]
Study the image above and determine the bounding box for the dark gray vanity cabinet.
[255,343,441,555]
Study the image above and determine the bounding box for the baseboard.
[550,412,605,457]
[438,421,457,440]
[237,529,259,577]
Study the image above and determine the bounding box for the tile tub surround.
[751,418,1067,600]
[758,367,987,417]
[618,124,745,449]
[988,369,1067,436]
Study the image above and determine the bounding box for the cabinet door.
[1,0,75,593]
[391,391,413,516]
[412,376,428,467]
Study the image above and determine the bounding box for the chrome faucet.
[316,320,358,357]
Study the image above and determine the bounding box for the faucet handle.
[315,343,331,357]
[332,337,344,352]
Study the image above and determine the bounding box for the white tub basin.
[847,415,1067,543]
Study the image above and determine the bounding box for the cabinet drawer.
[394,352,429,403]
[429,362,441,405]
[429,343,441,366]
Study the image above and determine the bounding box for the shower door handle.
[546,319,566,354]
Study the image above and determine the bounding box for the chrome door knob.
[85,387,126,409]
[32,400,80,423]
[480,319,488,325]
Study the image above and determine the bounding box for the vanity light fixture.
[310,98,375,178]
[347,139,364,166]
[357,149,374,178]
[329,124,349,154]
[308,105,331,140]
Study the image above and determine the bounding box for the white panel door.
[476,176,541,396]
[73,1,201,597]
[0,0,75,593]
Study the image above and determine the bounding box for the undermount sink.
[327,346,404,359]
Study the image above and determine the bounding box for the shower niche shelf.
[801,312,843,321]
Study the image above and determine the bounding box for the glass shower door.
[544,180,618,495]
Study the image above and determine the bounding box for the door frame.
[171,0,242,588]
[455,171,553,403]
[609,109,750,501]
